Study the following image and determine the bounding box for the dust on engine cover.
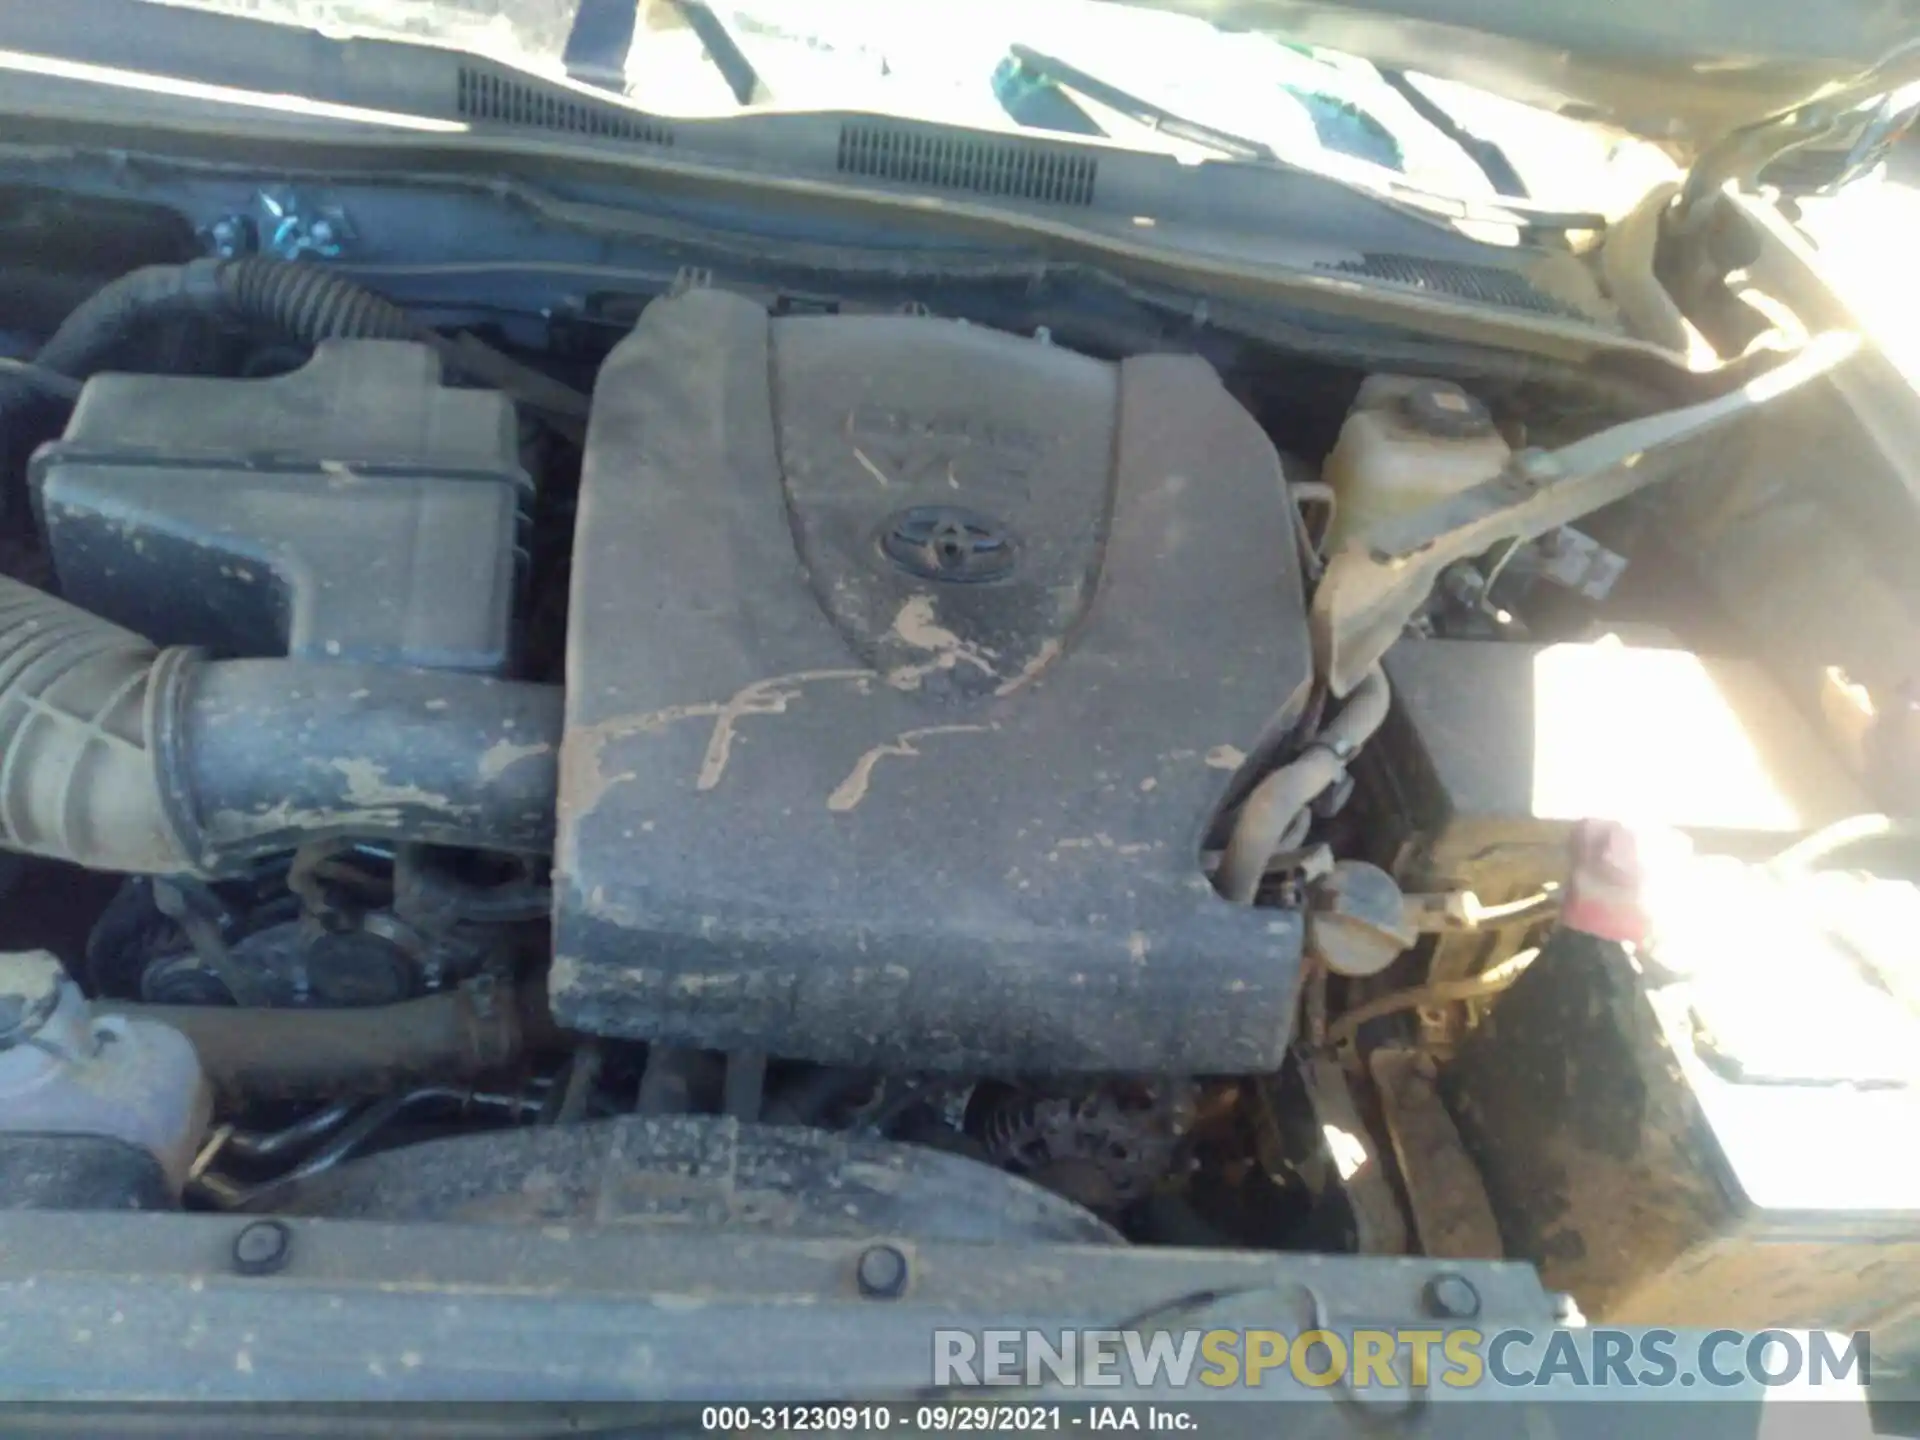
[553,289,1313,1072]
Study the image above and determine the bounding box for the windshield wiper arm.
[1007,43,1275,162]
[562,0,768,106]
[671,0,769,107]
[563,0,638,92]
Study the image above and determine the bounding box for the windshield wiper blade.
[1007,43,1275,162]
[1376,68,1529,200]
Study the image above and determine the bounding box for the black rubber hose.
[99,979,553,1104]
[25,259,408,387]
[214,256,414,344]
[28,261,227,381]
[164,660,562,872]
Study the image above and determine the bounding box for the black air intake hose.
[0,575,560,876]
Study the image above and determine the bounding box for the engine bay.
[1,167,1916,1346]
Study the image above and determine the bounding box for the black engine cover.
[553,290,1312,1072]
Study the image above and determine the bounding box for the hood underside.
[1101,0,1919,153]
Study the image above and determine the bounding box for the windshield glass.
[122,0,1660,210]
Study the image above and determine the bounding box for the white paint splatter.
[328,758,458,812]
[698,670,872,790]
[477,738,553,781]
[850,446,892,488]
[827,724,990,811]
[887,596,997,687]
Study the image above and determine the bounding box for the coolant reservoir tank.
[1323,376,1510,553]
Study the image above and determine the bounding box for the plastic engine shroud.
[553,290,1313,1072]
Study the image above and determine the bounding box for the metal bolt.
[1422,1272,1481,1320]
[206,214,254,258]
[231,1220,292,1276]
[855,1243,909,1299]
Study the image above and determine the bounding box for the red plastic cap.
[1560,818,1655,945]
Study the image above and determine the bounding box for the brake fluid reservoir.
[1323,376,1510,553]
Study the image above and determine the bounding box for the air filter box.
[33,341,528,672]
